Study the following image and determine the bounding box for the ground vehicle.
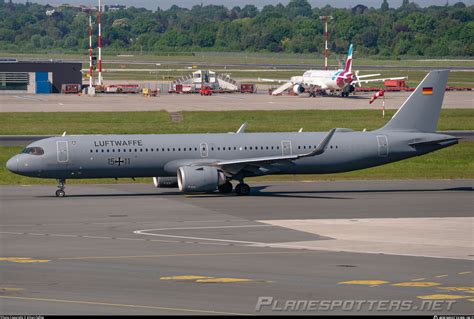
[199,86,213,96]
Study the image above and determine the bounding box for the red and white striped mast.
[89,13,93,89]
[319,16,333,71]
[97,0,103,85]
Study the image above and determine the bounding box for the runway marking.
[458,271,471,275]
[0,219,244,227]
[58,251,306,261]
[338,280,389,286]
[160,275,211,280]
[82,236,111,239]
[417,294,470,300]
[392,282,441,287]
[0,257,50,263]
[134,225,273,245]
[196,278,261,284]
[160,275,267,284]
[411,278,426,281]
[438,287,474,293]
[0,288,24,291]
[435,274,449,278]
[0,296,250,315]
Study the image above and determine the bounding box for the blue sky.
[13,0,474,10]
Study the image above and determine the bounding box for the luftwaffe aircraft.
[7,70,458,197]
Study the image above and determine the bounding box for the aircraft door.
[56,141,69,162]
[376,135,388,157]
[200,143,208,158]
[281,140,292,156]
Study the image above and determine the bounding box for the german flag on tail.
[422,87,433,95]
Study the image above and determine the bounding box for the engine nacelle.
[293,84,305,94]
[177,166,225,193]
[153,177,178,188]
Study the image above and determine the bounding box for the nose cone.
[6,156,18,173]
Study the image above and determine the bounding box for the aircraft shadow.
[37,186,471,199]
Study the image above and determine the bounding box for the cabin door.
[56,141,69,163]
[281,140,292,156]
[376,135,388,157]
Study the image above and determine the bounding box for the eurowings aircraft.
[264,44,406,96]
[7,70,458,197]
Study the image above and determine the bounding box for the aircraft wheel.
[55,189,66,197]
[218,181,233,194]
[235,183,250,196]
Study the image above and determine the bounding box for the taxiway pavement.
[0,90,472,112]
[1,180,473,315]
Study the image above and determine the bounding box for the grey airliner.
[7,70,459,197]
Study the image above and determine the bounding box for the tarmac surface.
[1,180,473,315]
[0,90,472,112]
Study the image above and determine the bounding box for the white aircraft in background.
[262,44,407,97]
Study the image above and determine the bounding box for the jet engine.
[293,84,305,94]
[153,177,178,188]
[177,166,226,193]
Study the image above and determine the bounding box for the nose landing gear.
[55,179,66,197]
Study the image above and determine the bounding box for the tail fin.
[344,44,353,73]
[379,70,449,132]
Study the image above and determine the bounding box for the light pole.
[155,63,161,91]
[319,16,333,71]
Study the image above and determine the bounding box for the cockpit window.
[21,147,44,155]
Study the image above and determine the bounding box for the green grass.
[1,109,473,136]
[3,51,474,67]
[1,142,472,185]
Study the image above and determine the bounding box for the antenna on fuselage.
[61,131,67,136]
[298,128,303,132]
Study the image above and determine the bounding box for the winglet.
[299,128,336,158]
[236,122,248,134]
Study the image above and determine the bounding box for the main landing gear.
[218,181,233,194]
[235,182,251,196]
[55,179,66,197]
[217,181,251,196]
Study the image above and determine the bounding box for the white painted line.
[49,234,79,238]
[134,225,273,245]
[81,236,111,239]
[0,232,24,235]
[145,225,273,231]
[116,238,145,241]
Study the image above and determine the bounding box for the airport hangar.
[0,60,82,94]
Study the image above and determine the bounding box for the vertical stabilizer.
[344,44,353,73]
[379,70,449,132]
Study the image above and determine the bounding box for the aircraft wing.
[258,77,291,84]
[354,76,407,85]
[209,128,336,175]
[302,78,328,89]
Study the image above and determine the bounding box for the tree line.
[0,0,472,57]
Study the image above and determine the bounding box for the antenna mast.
[97,0,103,85]
[319,16,333,71]
[89,13,93,88]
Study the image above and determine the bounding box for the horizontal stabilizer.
[409,137,460,146]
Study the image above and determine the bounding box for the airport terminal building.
[0,60,82,94]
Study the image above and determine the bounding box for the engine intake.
[153,177,178,188]
[177,166,225,193]
[293,84,305,94]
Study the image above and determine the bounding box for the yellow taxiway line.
[0,296,251,315]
